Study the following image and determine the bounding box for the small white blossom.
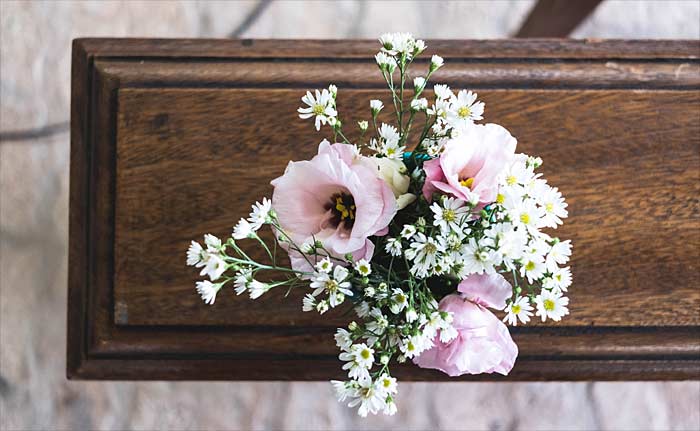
[433,84,453,100]
[233,269,252,295]
[370,99,384,114]
[385,237,403,256]
[186,241,204,266]
[199,253,226,281]
[431,196,470,233]
[298,89,338,130]
[195,280,221,305]
[357,120,369,131]
[232,218,253,239]
[410,98,428,111]
[375,52,397,72]
[310,265,353,307]
[302,293,316,312]
[249,280,271,299]
[503,296,534,326]
[316,257,334,273]
[378,123,400,146]
[340,343,374,381]
[430,54,444,70]
[447,90,484,128]
[413,76,426,90]
[535,290,570,322]
[248,198,272,230]
[389,288,408,314]
[550,266,573,292]
[335,328,354,351]
[400,224,417,239]
[204,234,222,251]
[545,240,572,273]
[354,259,372,276]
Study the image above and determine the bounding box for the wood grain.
[68,39,700,381]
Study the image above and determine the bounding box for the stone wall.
[1,1,699,429]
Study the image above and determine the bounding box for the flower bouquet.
[186,33,572,417]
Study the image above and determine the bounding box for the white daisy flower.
[377,374,398,396]
[410,98,428,111]
[348,377,385,418]
[535,290,570,322]
[366,307,389,338]
[315,256,334,273]
[400,224,417,239]
[204,234,222,251]
[195,280,221,305]
[550,266,573,292]
[379,32,416,56]
[335,328,354,351]
[233,269,252,295]
[447,90,484,127]
[508,198,546,233]
[503,296,534,326]
[186,241,204,266]
[545,240,572,273]
[460,238,497,275]
[405,307,419,323]
[502,155,537,188]
[199,253,226,281]
[249,280,271,299]
[357,120,369,131]
[538,185,568,228]
[310,265,353,307]
[232,218,253,240]
[431,196,470,233]
[370,99,384,114]
[405,233,446,278]
[298,89,338,130]
[381,139,406,160]
[433,84,453,101]
[430,54,444,71]
[340,343,374,381]
[378,123,401,146]
[316,299,330,314]
[302,293,316,312]
[413,76,426,90]
[385,237,403,256]
[520,252,546,283]
[354,259,372,276]
[331,380,357,403]
[375,52,397,72]
[248,198,272,230]
[389,288,408,314]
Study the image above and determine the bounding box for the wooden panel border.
[68,39,700,380]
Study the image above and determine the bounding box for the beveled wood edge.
[97,60,700,90]
[74,38,700,60]
[68,357,700,381]
[68,39,700,381]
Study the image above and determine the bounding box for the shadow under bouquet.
[186,33,572,417]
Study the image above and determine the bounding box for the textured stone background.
[1,1,699,430]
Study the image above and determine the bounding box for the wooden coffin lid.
[68,39,700,380]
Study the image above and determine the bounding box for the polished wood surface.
[68,39,700,380]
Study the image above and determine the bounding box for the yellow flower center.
[312,104,325,115]
[325,280,338,292]
[360,348,371,360]
[543,299,555,311]
[525,261,536,271]
[442,208,456,222]
[383,379,391,388]
[506,175,517,186]
[459,177,474,188]
[496,193,505,204]
[520,213,530,224]
[512,304,521,314]
[545,203,554,212]
[458,106,471,118]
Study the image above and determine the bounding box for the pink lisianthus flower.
[414,274,517,376]
[271,140,397,272]
[422,123,517,207]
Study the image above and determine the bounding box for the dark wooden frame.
[68,39,700,381]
